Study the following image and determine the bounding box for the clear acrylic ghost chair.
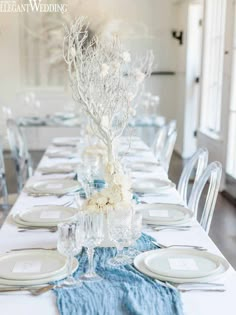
[178,148,208,205]
[7,119,33,192]
[0,139,8,208]
[160,130,177,173]
[0,137,18,209]
[166,120,177,136]
[188,162,222,234]
[151,125,168,161]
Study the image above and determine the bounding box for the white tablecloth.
[0,137,235,315]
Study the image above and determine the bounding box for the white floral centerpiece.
[85,161,132,213]
[63,17,153,213]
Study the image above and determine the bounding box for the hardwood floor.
[1,151,236,268]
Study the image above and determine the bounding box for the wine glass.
[83,155,99,180]
[80,212,104,281]
[107,209,132,266]
[126,211,143,258]
[57,222,83,287]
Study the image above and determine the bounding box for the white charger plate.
[19,205,77,225]
[0,257,78,286]
[134,250,229,283]
[0,250,67,281]
[25,179,81,195]
[137,204,193,224]
[39,163,77,174]
[144,248,222,279]
[132,179,174,193]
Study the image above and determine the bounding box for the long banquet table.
[0,137,236,315]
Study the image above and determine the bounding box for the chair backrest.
[0,137,8,206]
[178,148,208,205]
[188,161,222,234]
[6,119,33,192]
[151,125,168,160]
[160,130,177,172]
[167,120,177,136]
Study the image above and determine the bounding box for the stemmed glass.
[80,212,104,281]
[57,221,84,287]
[83,155,99,180]
[126,211,143,258]
[107,209,132,266]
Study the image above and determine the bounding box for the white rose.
[127,92,135,102]
[122,51,131,63]
[96,196,108,207]
[128,107,136,116]
[134,68,145,83]
[122,190,132,202]
[87,204,99,213]
[100,63,109,78]
[111,61,120,72]
[109,192,122,204]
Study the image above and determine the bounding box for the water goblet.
[126,211,143,258]
[107,210,133,266]
[57,222,83,287]
[80,212,104,281]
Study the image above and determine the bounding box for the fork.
[0,284,55,295]
[18,227,57,233]
[9,247,57,252]
[153,225,191,231]
[151,240,207,251]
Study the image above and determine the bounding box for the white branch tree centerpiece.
[64,17,153,213]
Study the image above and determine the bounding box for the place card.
[12,261,41,273]
[168,258,198,271]
[46,183,64,189]
[149,210,169,217]
[40,211,61,219]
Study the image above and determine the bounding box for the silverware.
[8,247,57,252]
[176,282,224,287]
[0,284,55,295]
[153,225,191,231]
[18,227,57,233]
[151,241,207,251]
[135,192,169,197]
[33,200,73,207]
[180,288,225,293]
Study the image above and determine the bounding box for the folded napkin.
[54,233,183,315]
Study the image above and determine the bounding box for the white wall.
[0,13,21,145]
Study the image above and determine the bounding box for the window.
[226,2,236,178]
[200,0,227,135]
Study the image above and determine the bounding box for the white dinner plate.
[137,204,193,224]
[25,179,81,196]
[52,137,80,147]
[130,162,160,172]
[132,179,175,193]
[46,149,76,158]
[0,256,78,286]
[39,163,77,174]
[0,250,68,280]
[144,248,222,279]
[18,205,77,225]
[53,112,76,120]
[134,250,229,283]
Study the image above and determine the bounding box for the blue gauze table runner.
[54,233,183,315]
